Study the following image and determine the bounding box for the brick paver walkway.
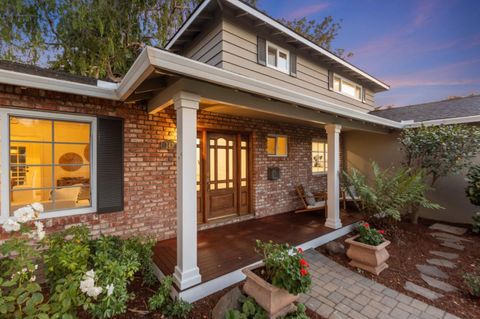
[300,250,462,319]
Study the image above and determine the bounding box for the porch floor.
[152,210,361,287]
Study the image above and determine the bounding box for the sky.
[256,0,480,108]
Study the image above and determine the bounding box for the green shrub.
[255,241,311,295]
[124,237,158,286]
[148,276,192,318]
[473,213,480,234]
[356,222,385,246]
[464,271,480,297]
[466,165,480,206]
[225,296,267,319]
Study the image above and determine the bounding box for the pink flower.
[378,230,385,235]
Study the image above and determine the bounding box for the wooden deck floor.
[152,211,360,287]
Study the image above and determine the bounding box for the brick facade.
[0,85,333,240]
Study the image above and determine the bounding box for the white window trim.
[267,134,288,157]
[0,108,97,223]
[333,73,363,102]
[266,41,290,74]
[312,139,328,176]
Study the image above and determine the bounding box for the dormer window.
[332,74,363,101]
[266,42,289,74]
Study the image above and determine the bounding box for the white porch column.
[173,91,202,290]
[325,124,343,229]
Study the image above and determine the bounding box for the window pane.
[11,142,52,165]
[11,165,53,189]
[217,149,227,181]
[341,80,356,97]
[11,189,52,214]
[268,46,277,66]
[10,117,52,142]
[334,77,341,92]
[241,149,247,179]
[278,52,288,71]
[54,121,90,143]
[277,137,287,156]
[55,144,89,165]
[53,186,90,210]
[355,86,362,100]
[267,137,276,155]
[54,165,90,188]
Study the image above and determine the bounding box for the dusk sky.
[256,0,480,108]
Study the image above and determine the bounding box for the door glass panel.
[228,149,233,180]
[196,141,201,191]
[241,149,247,179]
[228,182,233,188]
[217,182,226,189]
[217,149,227,181]
[209,148,215,183]
[217,138,226,146]
[209,139,215,146]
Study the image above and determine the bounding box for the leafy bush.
[473,213,480,234]
[124,237,158,286]
[255,240,311,295]
[464,271,480,297]
[355,222,385,246]
[225,297,309,319]
[148,276,192,318]
[466,165,480,206]
[343,162,440,222]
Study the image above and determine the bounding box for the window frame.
[312,139,328,175]
[0,108,97,223]
[266,41,290,74]
[332,73,363,101]
[267,135,288,157]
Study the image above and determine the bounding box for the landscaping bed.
[319,219,480,319]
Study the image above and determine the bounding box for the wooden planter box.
[345,235,391,275]
[242,263,298,318]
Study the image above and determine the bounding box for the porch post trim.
[173,91,202,290]
[325,124,342,229]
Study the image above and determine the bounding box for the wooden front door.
[197,131,250,223]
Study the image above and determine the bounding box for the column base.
[325,218,342,229]
[173,265,202,290]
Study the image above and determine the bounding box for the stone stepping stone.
[430,232,472,243]
[429,251,459,260]
[416,264,448,279]
[427,258,456,269]
[404,281,443,300]
[420,274,457,292]
[440,241,464,251]
[429,223,467,235]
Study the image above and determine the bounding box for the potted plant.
[345,222,391,275]
[242,240,311,318]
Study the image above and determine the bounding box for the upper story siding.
[182,14,376,113]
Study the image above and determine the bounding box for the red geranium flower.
[297,248,304,253]
[299,259,309,267]
[378,230,385,235]
[363,222,370,228]
[300,268,308,276]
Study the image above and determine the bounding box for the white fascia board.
[406,115,480,127]
[116,48,156,100]
[146,47,402,129]
[164,0,389,91]
[165,0,213,50]
[0,68,118,100]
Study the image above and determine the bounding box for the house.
[1,0,473,302]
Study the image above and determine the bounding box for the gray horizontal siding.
[185,21,223,66]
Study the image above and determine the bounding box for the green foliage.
[281,303,309,319]
[400,124,480,186]
[225,296,267,319]
[355,222,385,246]
[472,213,480,234]
[255,241,311,295]
[124,237,158,286]
[343,162,441,222]
[466,165,480,206]
[148,276,192,318]
[464,270,480,297]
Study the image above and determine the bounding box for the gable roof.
[165,0,389,92]
[371,95,480,123]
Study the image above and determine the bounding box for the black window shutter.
[257,36,267,66]
[328,70,334,90]
[290,53,297,77]
[97,116,124,213]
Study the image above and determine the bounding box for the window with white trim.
[312,140,327,174]
[267,135,287,156]
[0,109,97,221]
[266,42,289,74]
[333,74,363,101]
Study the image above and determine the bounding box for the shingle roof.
[0,60,99,85]
[370,95,480,122]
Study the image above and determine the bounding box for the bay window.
[0,109,97,221]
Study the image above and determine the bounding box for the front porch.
[152,209,361,302]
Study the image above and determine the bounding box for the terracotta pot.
[345,235,391,275]
[242,263,298,318]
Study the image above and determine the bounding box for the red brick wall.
[0,85,333,240]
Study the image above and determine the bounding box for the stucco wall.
[343,130,477,224]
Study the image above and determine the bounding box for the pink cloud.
[412,0,438,27]
[284,3,330,20]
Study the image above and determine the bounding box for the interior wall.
[343,130,478,224]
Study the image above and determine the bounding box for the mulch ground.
[318,219,480,319]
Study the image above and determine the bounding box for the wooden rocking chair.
[295,185,327,214]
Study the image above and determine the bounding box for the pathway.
[301,249,462,319]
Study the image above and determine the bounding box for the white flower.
[36,230,46,240]
[30,275,36,282]
[34,221,44,231]
[106,284,114,296]
[80,270,103,299]
[87,286,103,298]
[34,264,39,270]
[80,277,95,293]
[13,206,35,223]
[31,202,44,213]
[2,218,21,232]
[85,269,96,279]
